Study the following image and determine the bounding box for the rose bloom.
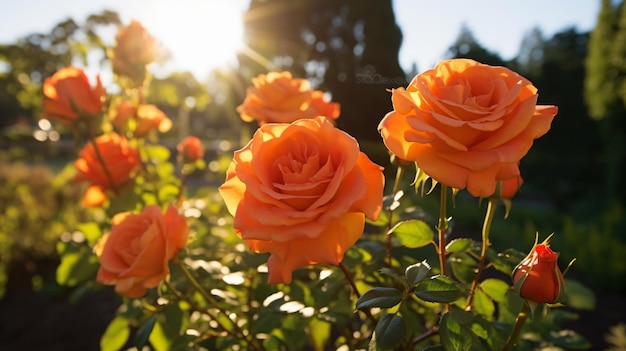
[42,66,105,125]
[111,20,156,80]
[74,133,142,207]
[111,101,172,137]
[236,71,340,125]
[499,175,523,199]
[94,204,189,298]
[513,240,565,304]
[177,136,204,163]
[378,59,558,198]
[219,117,384,284]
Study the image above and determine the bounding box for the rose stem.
[465,197,498,308]
[386,165,405,267]
[437,185,449,278]
[339,262,378,326]
[88,135,119,193]
[177,261,262,350]
[502,300,530,351]
[338,262,361,298]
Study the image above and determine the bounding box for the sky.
[0,0,600,80]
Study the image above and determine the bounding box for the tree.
[445,24,506,67]
[585,0,626,203]
[522,28,604,211]
[240,0,406,150]
[0,10,121,128]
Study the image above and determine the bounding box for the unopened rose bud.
[513,237,565,304]
[177,136,204,163]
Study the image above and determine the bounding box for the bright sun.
[140,0,247,79]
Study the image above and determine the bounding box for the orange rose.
[74,133,142,207]
[378,59,558,198]
[42,66,105,125]
[513,237,565,304]
[177,136,204,163]
[111,20,156,81]
[236,71,340,125]
[112,101,172,137]
[499,175,523,199]
[219,117,384,284]
[94,204,189,298]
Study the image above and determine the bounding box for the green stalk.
[502,301,530,351]
[386,165,405,266]
[437,185,449,277]
[466,197,497,308]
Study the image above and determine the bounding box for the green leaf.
[134,314,156,349]
[374,313,405,350]
[472,288,495,319]
[404,260,431,286]
[100,315,130,351]
[379,267,409,288]
[145,144,171,162]
[149,303,185,351]
[390,219,434,248]
[446,238,474,253]
[56,241,99,286]
[562,279,596,310]
[414,275,463,303]
[308,318,331,351]
[158,184,180,204]
[76,222,102,246]
[449,252,477,283]
[439,313,473,351]
[156,162,175,178]
[356,287,403,310]
[547,329,591,349]
[479,278,510,303]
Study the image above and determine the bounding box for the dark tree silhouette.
[444,24,506,67]
[585,0,626,204]
[522,28,604,211]
[239,0,407,149]
[0,10,121,128]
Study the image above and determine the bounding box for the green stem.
[338,262,377,327]
[437,185,449,277]
[88,136,119,193]
[502,301,530,351]
[177,261,220,306]
[465,197,498,308]
[176,261,262,350]
[338,262,361,298]
[386,165,405,266]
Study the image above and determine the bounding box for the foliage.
[584,0,626,204]
[0,151,88,298]
[0,10,121,128]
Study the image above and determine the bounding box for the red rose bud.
[177,136,204,163]
[513,238,565,304]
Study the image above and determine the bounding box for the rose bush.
[378,58,558,197]
[94,204,189,298]
[74,132,142,207]
[219,116,384,283]
[42,66,105,125]
[236,71,340,125]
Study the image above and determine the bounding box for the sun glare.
[140,0,247,78]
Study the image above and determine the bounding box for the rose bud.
[513,236,565,304]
